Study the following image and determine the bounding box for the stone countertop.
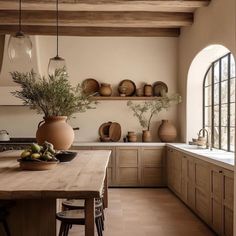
[72,141,166,147]
[167,143,234,171]
[72,142,235,171]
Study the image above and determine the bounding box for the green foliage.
[11,68,97,118]
[127,94,181,130]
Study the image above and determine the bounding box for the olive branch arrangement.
[127,94,181,131]
[11,68,97,118]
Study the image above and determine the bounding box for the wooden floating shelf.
[91,96,161,101]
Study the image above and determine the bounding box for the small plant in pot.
[127,94,181,142]
[11,68,96,150]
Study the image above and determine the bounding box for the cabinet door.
[195,160,211,224]
[116,147,140,186]
[187,156,195,209]
[141,147,164,186]
[211,166,223,234]
[92,147,115,187]
[167,148,181,195]
[223,169,234,236]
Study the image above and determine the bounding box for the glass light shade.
[48,55,66,76]
[8,32,33,61]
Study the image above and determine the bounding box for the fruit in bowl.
[20,141,58,162]
[18,142,59,171]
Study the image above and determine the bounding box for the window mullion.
[219,59,222,149]
[227,54,231,151]
[211,65,215,148]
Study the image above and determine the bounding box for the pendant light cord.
[56,0,59,57]
[19,0,22,32]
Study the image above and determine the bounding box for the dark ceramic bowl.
[55,151,77,162]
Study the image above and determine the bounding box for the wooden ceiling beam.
[0,11,193,28]
[0,0,210,12]
[0,25,180,37]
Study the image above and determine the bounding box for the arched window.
[203,53,235,152]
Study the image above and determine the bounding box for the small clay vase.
[142,130,152,142]
[144,84,153,97]
[128,131,137,142]
[99,83,112,96]
[158,120,177,142]
[136,88,143,97]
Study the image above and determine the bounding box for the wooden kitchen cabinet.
[140,147,165,186]
[210,166,234,236]
[194,159,211,224]
[115,147,141,186]
[166,147,181,196]
[167,146,234,236]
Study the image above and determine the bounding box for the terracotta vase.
[144,84,153,97]
[142,130,152,142]
[36,116,74,150]
[158,120,177,142]
[99,83,112,96]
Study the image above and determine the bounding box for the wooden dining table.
[0,149,110,236]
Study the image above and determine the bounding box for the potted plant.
[127,94,181,142]
[11,68,96,150]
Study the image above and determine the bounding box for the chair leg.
[58,222,66,236]
[64,224,70,236]
[95,218,103,236]
[2,219,11,236]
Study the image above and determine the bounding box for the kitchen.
[0,0,235,236]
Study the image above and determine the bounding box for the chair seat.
[56,209,102,225]
[62,198,103,210]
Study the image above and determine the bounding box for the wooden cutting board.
[99,122,112,139]
[109,122,121,142]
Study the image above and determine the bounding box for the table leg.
[103,169,108,209]
[85,198,95,236]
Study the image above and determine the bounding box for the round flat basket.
[18,159,59,171]
[82,78,100,96]
[118,80,136,96]
[152,81,168,97]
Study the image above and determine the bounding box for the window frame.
[203,52,235,152]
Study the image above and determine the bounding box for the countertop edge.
[167,144,234,171]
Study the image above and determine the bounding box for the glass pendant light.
[8,0,32,61]
[48,0,66,76]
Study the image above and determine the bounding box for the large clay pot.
[158,120,177,142]
[36,116,74,150]
[142,130,152,142]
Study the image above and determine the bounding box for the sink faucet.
[198,128,212,150]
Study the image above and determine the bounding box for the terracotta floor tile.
[64,188,216,236]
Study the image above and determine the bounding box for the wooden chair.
[56,209,103,236]
[62,198,105,230]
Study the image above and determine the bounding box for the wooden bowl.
[18,159,59,171]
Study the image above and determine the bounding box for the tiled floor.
[67,188,216,236]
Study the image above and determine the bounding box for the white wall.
[178,0,236,233]
[178,0,236,142]
[0,37,179,142]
